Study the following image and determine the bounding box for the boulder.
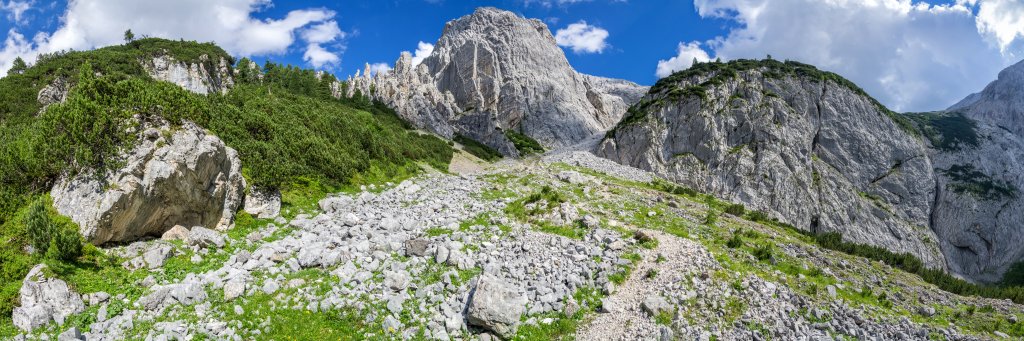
[143,244,174,269]
[466,274,527,339]
[405,239,430,257]
[51,121,245,245]
[12,265,85,331]
[243,187,281,219]
[641,295,672,317]
[187,226,225,249]
[319,196,354,214]
[161,225,190,241]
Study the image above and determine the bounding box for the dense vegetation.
[940,164,1018,201]
[609,58,918,136]
[504,129,545,155]
[0,39,452,319]
[454,134,502,161]
[908,112,980,151]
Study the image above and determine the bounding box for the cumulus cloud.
[656,42,712,78]
[555,21,609,54]
[410,41,434,66]
[2,0,31,24]
[972,0,1024,51]
[303,43,339,68]
[0,0,346,76]
[368,62,391,76]
[300,21,345,68]
[672,0,1024,112]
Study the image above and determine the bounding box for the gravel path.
[576,229,717,341]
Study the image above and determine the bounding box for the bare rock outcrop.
[51,121,246,245]
[343,7,647,154]
[12,264,85,332]
[143,53,234,95]
[599,62,946,269]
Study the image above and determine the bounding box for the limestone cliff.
[598,60,947,270]
[143,53,234,95]
[342,7,647,154]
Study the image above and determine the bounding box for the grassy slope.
[0,38,452,330]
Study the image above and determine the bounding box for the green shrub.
[1001,262,1024,287]
[703,209,718,226]
[724,203,746,216]
[726,234,743,249]
[25,199,52,253]
[504,129,545,155]
[753,244,773,262]
[454,134,502,161]
[46,225,82,262]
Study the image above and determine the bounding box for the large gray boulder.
[466,274,527,339]
[12,264,85,332]
[342,7,647,154]
[51,121,246,245]
[599,63,946,269]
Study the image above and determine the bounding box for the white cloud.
[302,21,344,44]
[2,0,31,24]
[677,0,1024,112]
[368,62,391,76]
[0,29,34,74]
[554,21,609,54]
[410,41,433,66]
[303,43,339,68]
[0,0,345,76]
[656,41,712,78]
[973,0,1024,51]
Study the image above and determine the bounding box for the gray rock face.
[12,264,85,332]
[143,53,234,95]
[243,188,281,219]
[467,274,527,339]
[51,121,246,245]
[958,59,1024,137]
[37,76,69,113]
[600,66,945,269]
[927,65,1024,281]
[342,7,646,154]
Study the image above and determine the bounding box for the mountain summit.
[343,7,647,155]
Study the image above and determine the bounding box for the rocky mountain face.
[143,53,234,95]
[957,59,1024,136]
[343,7,646,155]
[923,61,1024,282]
[599,61,947,270]
[599,60,1024,282]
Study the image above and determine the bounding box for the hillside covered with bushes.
[0,38,452,322]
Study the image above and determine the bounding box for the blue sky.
[2,0,1024,112]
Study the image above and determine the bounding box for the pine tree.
[8,57,27,75]
[124,29,135,44]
